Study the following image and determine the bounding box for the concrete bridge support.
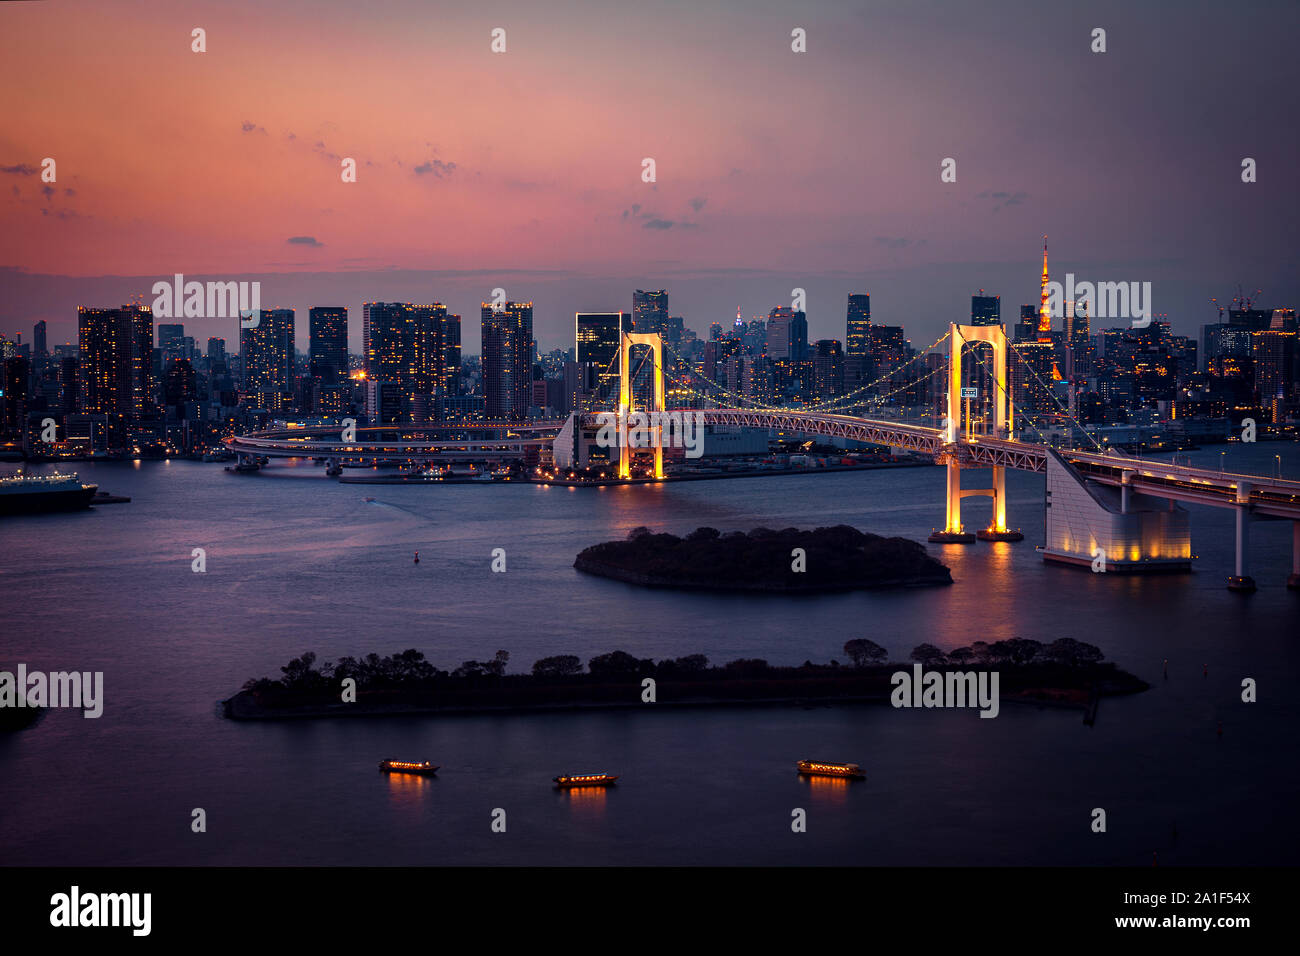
[930,459,976,543]
[1227,481,1256,593]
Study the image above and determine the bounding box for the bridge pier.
[929,461,976,543]
[1227,482,1256,593]
[976,464,1024,541]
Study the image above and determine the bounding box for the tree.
[588,650,653,678]
[947,647,975,666]
[485,649,510,677]
[532,655,583,679]
[672,654,709,672]
[843,638,888,668]
[909,643,947,666]
[627,526,653,540]
[452,660,488,679]
[999,638,1044,666]
[1043,638,1104,667]
[280,652,319,689]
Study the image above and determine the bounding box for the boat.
[471,471,495,482]
[0,471,98,516]
[553,772,618,787]
[796,759,865,780]
[378,759,439,775]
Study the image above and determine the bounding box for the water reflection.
[800,773,852,804]
[384,770,435,807]
[559,785,609,818]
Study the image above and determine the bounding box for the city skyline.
[3,0,1297,352]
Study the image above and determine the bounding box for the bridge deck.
[224,409,1300,518]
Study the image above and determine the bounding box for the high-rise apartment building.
[77,303,155,445]
[482,300,534,421]
[241,308,295,412]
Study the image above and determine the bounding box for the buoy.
[1217,722,1222,736]
[1203,663,1208,677]
[1163,658,1168,678]
[414,551,420,564]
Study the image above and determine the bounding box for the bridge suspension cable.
[652,328,953,413]
[967,342,1105,453]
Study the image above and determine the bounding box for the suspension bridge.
[225,325,1300,591]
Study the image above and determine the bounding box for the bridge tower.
[618,331,665,479]
[930,323,1023,543]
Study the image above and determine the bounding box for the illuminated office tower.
[846,294,872,357]
[632,290,668,336]
[482,300,534,421]
[576,311,632,403]
[309,307,348,385]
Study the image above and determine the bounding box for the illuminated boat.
[553,772,618,788]
[796,759,865,779]
[0,471,97,516]
[378,759,439,775]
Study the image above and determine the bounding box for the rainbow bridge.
[225,326,1300,591]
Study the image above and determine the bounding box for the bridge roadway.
[224,421,565,462]
[224,409,1300,520]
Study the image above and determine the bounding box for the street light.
[1220,450,1225,474]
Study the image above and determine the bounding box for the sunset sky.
[2,0,1296,353]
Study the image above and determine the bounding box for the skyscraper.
[363,302,445,422]
[846,294,872,357]
[970,292,1001,327]
[309,307,348,386]
[241,308,295,412]
[632,290,668,337]
[813,339,845,399]
[766,306,808,362]
[482,300,534,421]
[77,303,154,445]
[32,320,47,375]
[1014,305,1038,343]
[443,311,462,395]
[576,311,631,403]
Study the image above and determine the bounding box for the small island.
[222,638,1147,722]
[574,525,952,591]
